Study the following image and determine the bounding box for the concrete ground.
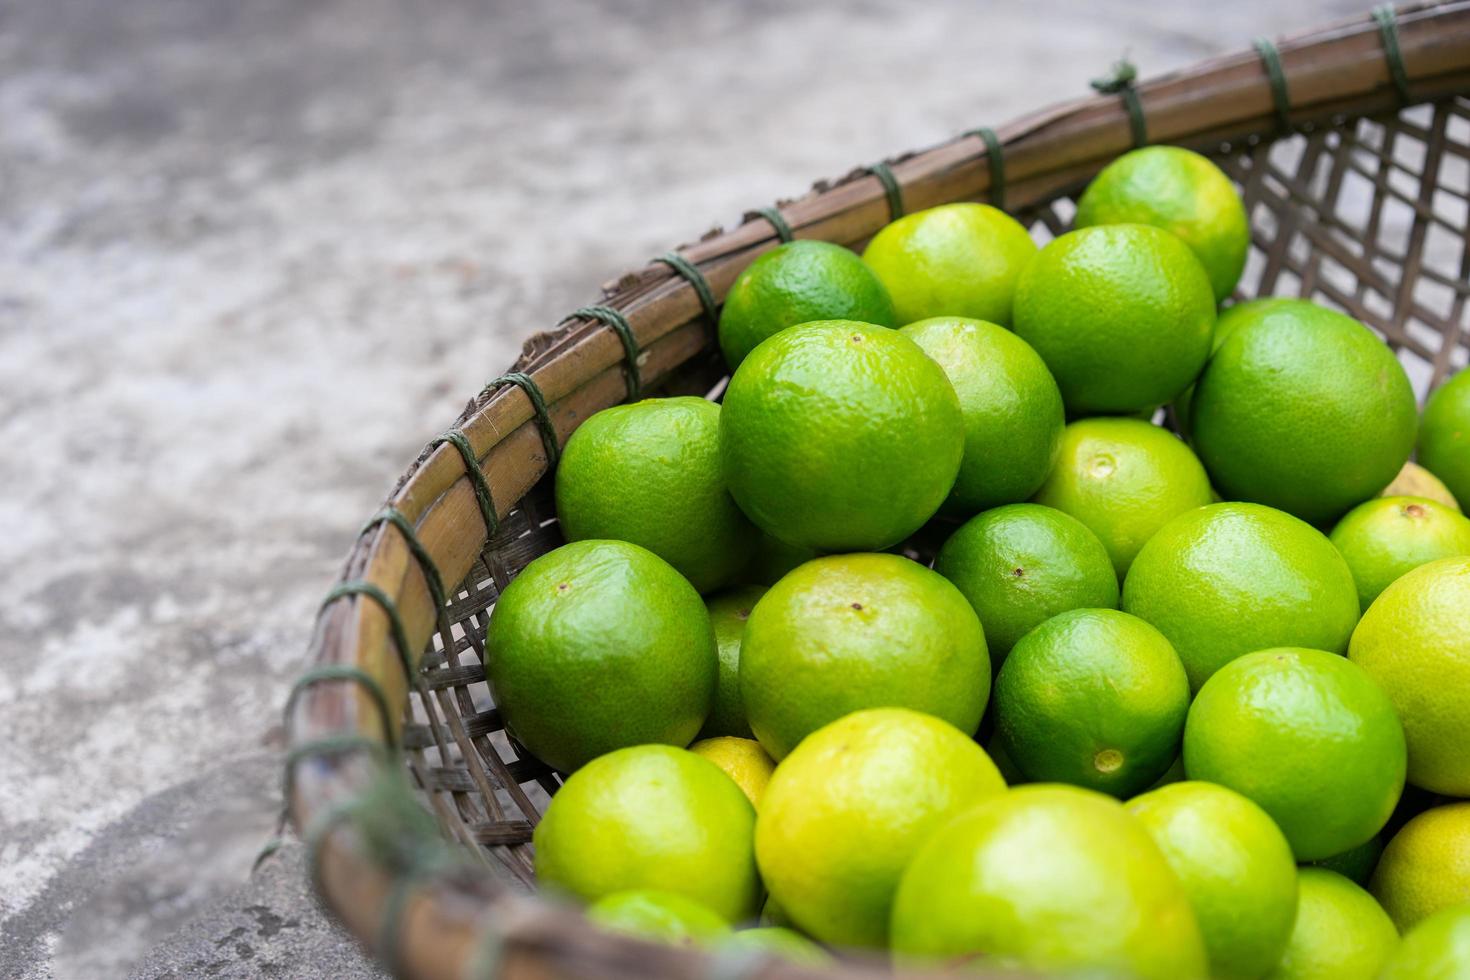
[0,0,1358,976]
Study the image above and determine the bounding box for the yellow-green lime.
[534,745,759,920]
[1349,556,1470,795]
[1265,869,1399,980]
[996,609,1189,796]
[1033,417,1214,579]
[720,320,963,552]
[1123,502,1360,690]
[486,540,715,772]
[899,317,1064,513]
[740,553,989,760]
[1190,299,1417,526]
[1330,496,1470,608]
[890,784,1207,979]
[555,397,753,593]
[1371,803,1470,932]
[861,202,1038,325]
[719,928,832,966]
[934,503,1118,664]
[1174,297,1295,435]
[1420,368,1470,509]
[1312,836,1385,887]
[1013,223,1215,414]
[688,737,774,809]
[1128,780,1299,979]
[1383,461,1461,511]
[1183,648,1406,861]
[755,708,1006,948]
[699,586,765,739]
[586,889,731,946]
[717,240,895,368]
[1378,903,1470,980]
[1075,145,1250,302]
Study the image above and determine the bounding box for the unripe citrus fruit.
[1371,802,1470,932]
[995,608,1189,796]
[1128,780,1299,979]
[1378,903,1470,980]
[1349,555,1470,795]
[586,889,731,945]
[1013,223,1215,414]
[1190,300,1417,526]
[1329,496,1470,608]
[1183,647,1406,861]
[934,503,1118,664]
[1381,461,1461,511]
[1419,367,1470,508]
[755,708,1006,948]
[720,320,963,552]
[890,784,1207,979]
[1033,417,1214,578]
[717,240,895,368]
[687,737,774,809]
[1266,869,1399,980]
[556,397,753,593]
[534,745,759,921]
[1174,297,1294,435]
[485,540,715,772]
[1123,502,1359,690]
[699,585,765,739]
[899,317,1064,513]
[739,553,988,760]
[861,203,1037,325]
[1075,145,1249,302]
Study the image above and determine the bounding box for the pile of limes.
[485,145,1470,977]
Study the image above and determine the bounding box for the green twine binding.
[361,507,447,613]
[429,429,499,538]
[303,792,373,904]
[1253,37,1294,133]
[1373,5,1413,104]
[321,580,416,681]
[865,161,905,220]
[964,126,1007,211]
[285,665,397,751]
[484,372,561,470]
[572,305,642,400]
[653,251,720,326]
[283,733,390,807]
[1091,60,1148,147]
[753,205,794,243]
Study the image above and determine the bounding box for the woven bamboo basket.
[283,4,1470,977]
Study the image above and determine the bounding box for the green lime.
[485,539,715,772]
[1420,368,1470,510]
[1012,223,1215,414]
[890,784,1207,979]
[1190,299,1417,526]
[719,928,831,965]
[739,553,988,760]
[1123,502,1360,690]
[1378,903,1470,980]
[1382,461,1462,511]
[534,745,759,920]
[1174,297,1294,435]
[1033,417,1214,579]
[861,202,1038,325]
[555,397,753,593]
[699,585,765,739]
[1127,780,1299,979]
[755,707,1005,948]
[720,320,963,552]
[1371,803,1470,932]
[586,889,731,945]
[996,609,1189,796]
[1183,647,1407,861]
[934,503,1118,664]
[717,240,895,368]
[1075,146,1249,302]
[1349,556,1470,795]
[1266,868,1399,980]
[1312,836,1385,887]
[1330,496,1470,608]
[899,317,1064,513]
[740,532,817,586]
[688,736,774,809]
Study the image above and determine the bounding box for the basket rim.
[286,4,1470,978]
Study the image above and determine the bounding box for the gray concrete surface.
[0,0,1358,976]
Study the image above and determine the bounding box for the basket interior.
[397,98,1470,889]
